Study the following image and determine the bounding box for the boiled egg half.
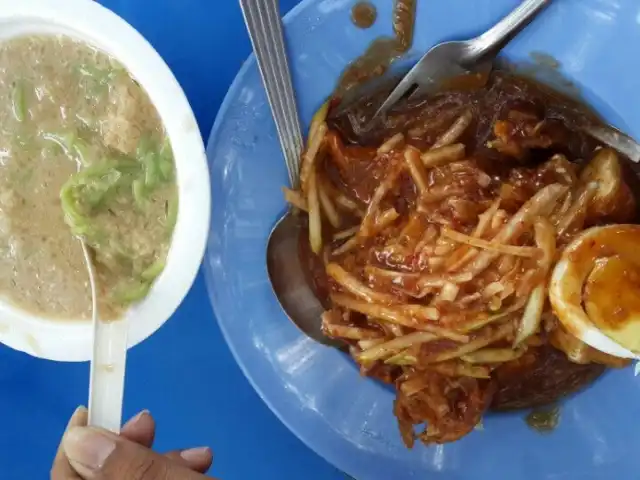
[550,224,640,358]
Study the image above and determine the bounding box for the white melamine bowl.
[0,0,210,361]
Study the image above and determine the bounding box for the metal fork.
[239,0,303,188]
[375,0,551,119]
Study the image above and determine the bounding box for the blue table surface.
[0,1,345,479]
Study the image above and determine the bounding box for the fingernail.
[63,427,116,471]
[66,406,88,430]
[122,409,150,430]
[180,446,212,463]
[72,405,88,417]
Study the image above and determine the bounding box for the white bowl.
[0,0,210,362]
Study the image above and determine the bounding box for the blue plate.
[205,0,640,478]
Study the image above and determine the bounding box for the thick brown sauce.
[330,70,603,157]
[491,345,605,410]
[392,0,416,52]
[304,71,624,410]
[336,0,417,96]
[351,2,377,29]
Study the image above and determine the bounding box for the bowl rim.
[0,0,211,362]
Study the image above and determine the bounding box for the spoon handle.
[84,241,127,433]
[239,0,303,188]
[466,0,551,61]
[88,318,128,433]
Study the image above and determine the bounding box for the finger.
[63,426,212,479]
[120,411,155,448]
[51,406,88,480]
[164,447,213,473]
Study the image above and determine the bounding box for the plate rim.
[204,0,640,478]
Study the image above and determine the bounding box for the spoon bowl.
[241,0,343,346]
[266,212,341,348]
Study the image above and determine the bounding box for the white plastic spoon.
[82,241,128,433]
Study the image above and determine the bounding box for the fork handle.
[466,0,551,62]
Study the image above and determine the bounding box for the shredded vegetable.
[60,134,177,306]
[11,80,27,122]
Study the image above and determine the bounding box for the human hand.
[51,407,215,479]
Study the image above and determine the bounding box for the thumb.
[63,426,210,480]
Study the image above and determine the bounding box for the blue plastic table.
[0,1,344,478]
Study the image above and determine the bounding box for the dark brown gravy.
[491,345,605,410]
[330,70,602,158]
[351,2,377,29]
[392,0,416,52]
[336,0,417,96]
